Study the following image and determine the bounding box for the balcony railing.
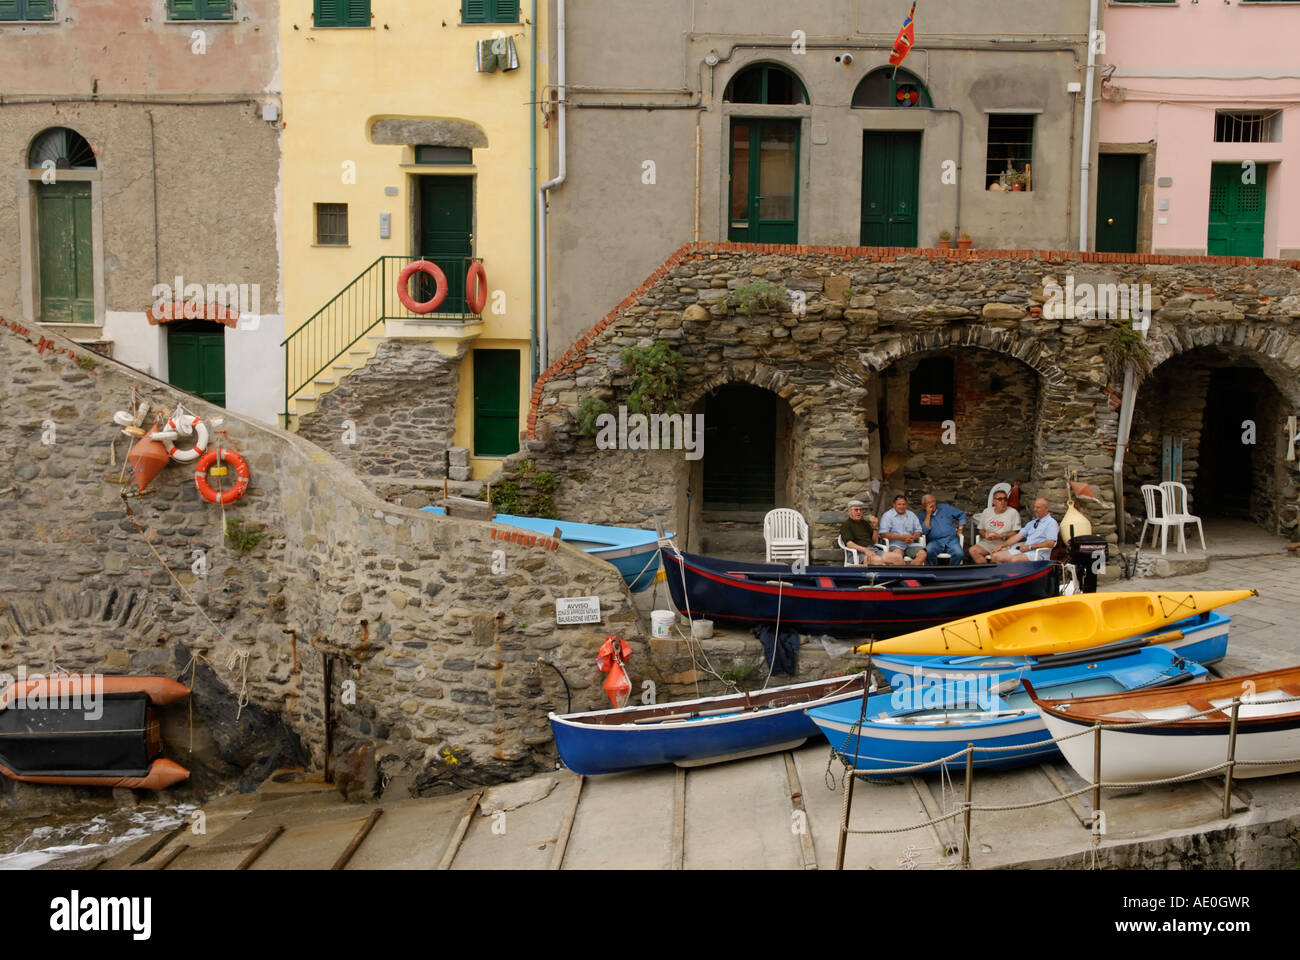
[282,255,482,419]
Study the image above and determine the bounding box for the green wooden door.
[728,120,799,243]
[36,181,94,324]
[861,131,920,247]
[473,349,519,457]
[1095,154,1140,254]
[418,176,472,313]
[168,322,226,406]
[1207,162,1266,257]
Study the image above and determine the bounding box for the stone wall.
[518,243,1300,556]
[297,340,464,481]
[0,319,650,797]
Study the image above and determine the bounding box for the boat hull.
[661,547,1058,638]
[809,649,1207,778]
[872,610,1230,687]
[549,675,868,775]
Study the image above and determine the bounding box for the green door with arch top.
[37,181,94,324]
[860,131,920,247]
[728,120,800,244]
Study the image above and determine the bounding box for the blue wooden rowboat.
[421,507,669,592]
[549,674,870,776]
[807,647,1207,778]
[660,545,1059,638]
[870,609,1230,688]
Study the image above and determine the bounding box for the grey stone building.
[543,0,1102,360]
[0,1,283,424]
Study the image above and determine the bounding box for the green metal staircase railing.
[281,255,480,420]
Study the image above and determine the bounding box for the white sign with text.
[555,596,602,625]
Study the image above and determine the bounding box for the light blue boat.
[869,609,1229,689]
[808,646,1208,778]
[421,507,668,592]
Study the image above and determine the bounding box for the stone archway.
[1128,330,1300,538]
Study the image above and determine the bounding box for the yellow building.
[281,0,545,480]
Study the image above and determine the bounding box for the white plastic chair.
[837,535,869,566]
[1159,480,1206,553]
[764,508,809,564]
[987,482,1012,509]
[1138,484,1180,555]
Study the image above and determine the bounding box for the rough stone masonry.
[0,319,647,800]
[512,243,1300,558]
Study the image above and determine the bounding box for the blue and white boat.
[869,609,1229,689]
[421,507,668,592]
[550,674,870,776]
[807,646,1208,778]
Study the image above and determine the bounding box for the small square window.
[462,0,518,24]
[986,114,1035,191]
[0,0,55,20]
[167,0,233,20]
[910,357,954,422]
[315,203,349,245]
[415,145,473,165]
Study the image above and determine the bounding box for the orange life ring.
[194,447,251,505]
[397,260,448,314]
[466,261,488,314]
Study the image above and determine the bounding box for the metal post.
[1223,698,1242,820]
[960,743,974,869]
[835,770,855,871]
[1091,724,1102,825]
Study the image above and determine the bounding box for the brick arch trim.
[1146,323,1300,403]
[527,241,1300,440]
[857,327,1071,388]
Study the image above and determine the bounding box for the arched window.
[852,68,932,109]
[724,63,808,105]
[28,127,97,169]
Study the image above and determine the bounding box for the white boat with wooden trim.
[1024,666,1300,784]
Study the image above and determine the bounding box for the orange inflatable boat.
[0,674,191,789]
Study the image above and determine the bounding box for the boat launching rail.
[831,689,1300,870]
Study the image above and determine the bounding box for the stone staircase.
[698,510,768,561]
[283,328,388,429]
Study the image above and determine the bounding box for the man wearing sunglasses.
[969,491,1022,564]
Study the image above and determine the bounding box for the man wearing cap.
[878,494,928,566]
[839,500,888,565]
[992,497,1060,562]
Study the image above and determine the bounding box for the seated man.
[917,494,967,565]
[991,497,1059,562]
[878,494,927,566]
[969,490,1022,564]
[838,500,888,566]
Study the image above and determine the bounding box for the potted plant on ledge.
[957,231,972,250]
[938,230,952,249]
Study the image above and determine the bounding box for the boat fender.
[194,447,251,505]
[596,636,632,709]
[396,259,448,314]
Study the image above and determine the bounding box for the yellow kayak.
[854,589,1257,657]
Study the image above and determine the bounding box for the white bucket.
[651,610,677,638]
[691,619,714,640]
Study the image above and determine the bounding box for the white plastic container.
[650,610,677,638]
[691,619,714,640]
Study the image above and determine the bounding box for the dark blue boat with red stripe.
[659,546,1059,639]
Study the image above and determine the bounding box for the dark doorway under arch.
[700,384,790,512]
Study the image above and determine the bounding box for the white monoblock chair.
[1138,483,1180,555]
[764,508,809,565]
[1159,480,1206,553]
[837,535,869,566]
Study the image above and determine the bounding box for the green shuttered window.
[167,0,233,20]
[462,0,519,24]
[0,0,54,21]
[315,0,370,27]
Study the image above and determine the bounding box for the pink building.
[1098,0,1300,258]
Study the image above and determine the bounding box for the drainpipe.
[1078,0,1099,252]
[529,0,538,383]
[536,0,566,375]
[1112,364,1137,546]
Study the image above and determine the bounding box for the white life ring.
[158,414,208,463]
